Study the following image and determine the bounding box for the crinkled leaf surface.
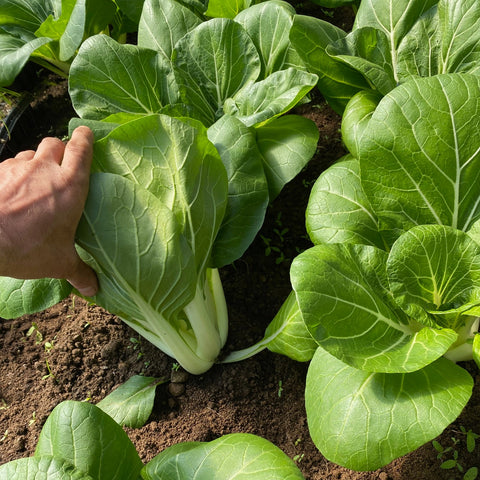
[207,115,269,267]
[0,456,93,480]
[173,17,260,125]
[234,1,300,77]
[290,15,369,113]
[97,375,162,428]
[388,225,480,321]
[292,243,457,372]
[398,0,480,78]
[306,347,473,471]
[76,173,197,361]
[224,67,317,127]
[256,114,319,200]
[0,277,72,319]
[142,433,305,479]
[306,155,384,249]
[69,34,178,120]
[92,115,228,275]
[360,74,480,240]
[354,0,438,61]
[35,401,143,480]
[327,27,396,95]
[138,0,202,60]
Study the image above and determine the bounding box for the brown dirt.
[1,4,480,480]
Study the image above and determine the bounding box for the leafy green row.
[0,0,318,376]
[0,376,305,479]
[244,0,480,471]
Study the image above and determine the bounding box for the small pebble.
[168,382,185,397]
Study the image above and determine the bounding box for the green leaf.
[354,0,438,82]
[464,467,479,480]
[173,17,261,125]
[0,456,93,480]
[142,433,305,479]
[440,459,457,469]
[115,0,146,24]
[69,35,178,120]
[388,225,480,322]
[355,0,438,49]
[305,347,473,471]
[222,290,317,364]
[360,74,480,241]
[292,243,458,372]
[224,67,317,127]
[97,375,163,428]
[437,0,480,75]
[0,0,52,31]
[92,115,228,275]
[310,0,353,5]
[0,277,72,319]
[396,5,439,78]
[290,15,370,114]
[76,173,199,365]
[138,0,202,59]
[327,27,396,95]
[256,115,319,200]
[306,155,385,249]
[341,89,381,158]
[234,1,299,77]
[35,0,85,61]
[265,291,317,362]
[207,115,269,267]
[35,401,143,479]
[473,334,480,369]
[205,0,250,19]
[0,34,51,86]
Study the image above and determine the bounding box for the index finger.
[61,126,94,181]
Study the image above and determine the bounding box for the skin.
[0,126,98,297]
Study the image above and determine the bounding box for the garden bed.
[1,3,480,479]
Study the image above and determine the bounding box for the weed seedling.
[277,380,283,398]
[26,323,43,344]
[432,426,480,479]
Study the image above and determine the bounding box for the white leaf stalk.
[444,316,480,363]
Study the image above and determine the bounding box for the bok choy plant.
[0,1,319,374]
[0,399,305,479]
[0,114,231,375]
[290,0,480,114]
[223,73,480,469]
[0,0,132,87]
[68,0,319,214]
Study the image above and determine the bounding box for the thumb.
[67,255,99,297]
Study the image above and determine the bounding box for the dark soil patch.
[1,4,480,480]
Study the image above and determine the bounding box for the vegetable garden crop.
[291,0,480,114]
[0,0,136,87]
[0,399,305,479]
[0,0,319,375]
[3,0,480,477]
[255,73,480,470]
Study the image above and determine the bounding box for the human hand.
[0,126,98,297]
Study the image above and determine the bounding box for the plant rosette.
[291,0,480,114]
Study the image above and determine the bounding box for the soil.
[1,4,480,480]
